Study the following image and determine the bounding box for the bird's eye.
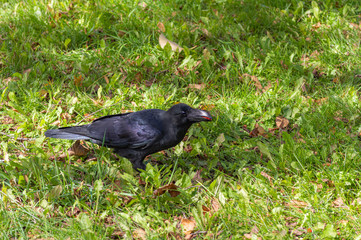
[181,110,187,115]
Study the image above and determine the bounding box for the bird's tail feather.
[45,125,90,140]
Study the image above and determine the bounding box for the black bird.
[45,103,212,170]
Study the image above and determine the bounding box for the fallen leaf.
[181,218,196,239]
[159,34,183,52]
[202,28,211,37]
[251,75,263,91]
[23,68,32,75]
[241,74,271,93]
[286,200,309,208]
[157,22,165,32]
[68,140,90,157]
[192,169,202,183]
[338,220,348,226]
[61,112,72,121]
[104,76,109,84]
[168,232,182,240]
[202,205,211,213]
[251,226,259,234]
[291,227,305,236]
[244,233,252,239]
[0,116,14,125]
[250,123,267,137]
[133,228,146,240]
[260,171,273,185]
[134,72,143,82]
[332,197,349,209]
[275,116,289,129]
[51,120,61,126]
[74,74,83,86]
[211,198,221,212]
[111,229,125,238]
[312,22,322,30]
[187,83,205,90]
[153,183,180,197]
[3,77,15,86]
[321,178,335,187]
[38,89,48,98]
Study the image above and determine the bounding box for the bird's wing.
[87,113,162,149]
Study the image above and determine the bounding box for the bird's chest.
[162,125,190,148]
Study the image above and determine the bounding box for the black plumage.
[45,103,212,170]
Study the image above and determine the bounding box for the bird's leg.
[131,158,146,171]
[114,149,146,171]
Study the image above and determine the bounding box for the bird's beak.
[187,109,213,122]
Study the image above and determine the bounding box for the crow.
[45,103,212,170]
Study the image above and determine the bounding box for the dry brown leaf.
[211,198,221,212]
[157,22,165,32]
[250,123,267,137]
[111,229,125,238]
[51,120,61,126]
[244,233,253,239]
[134,72,143,82]
[23,68,32,75]
[244,232,261,240]
[321,178,335,187]
[251,75,263,91]
[159,34,183,52]
[181,218,196,239]
[68,140,90,157]
[251,226,259,234]
[286,200,308,208]
[104,76,109,84]
[241,74,272,93]
[192,169,202,183]
[202,205,211,213]
[275,116,289,129]
[316,183,323,192]
[291,227,305,236]
[260,171,273,185]
[74,74,83,86]
[61,112,71,121]
[332,197,349,209]
[187,83,205,90]
[1,116,15,125]
[202,28,211,37]
[133,228,146,240]
[153,183,180,197]
[3,77,15,86]
[285,221,298,228]
[39,89,49,98]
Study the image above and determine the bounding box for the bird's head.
[167,103,212,125]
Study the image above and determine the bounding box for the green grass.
[1,0,361,239]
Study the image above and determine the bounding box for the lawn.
[1,0,361,239]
